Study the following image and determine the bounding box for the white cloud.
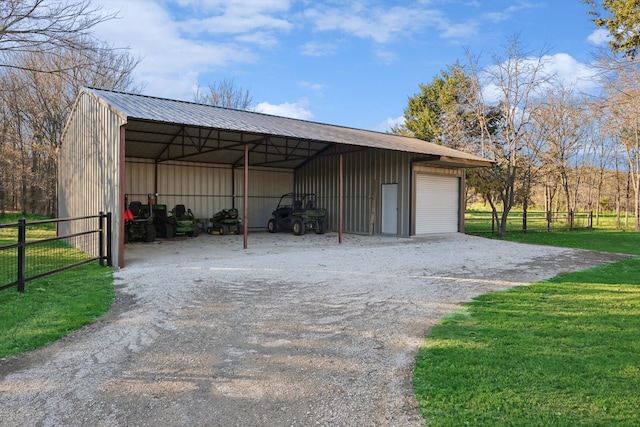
[438,20,479,39]
[373,48,398,64]
[236,31,280,48]
[254,100,314,120]
[180,0,291,14]
[375,116,405,133]
[300,41,338,57]
[179,13,292,36]
[543,53,600,92]
[480,53,600,104]
[91,0,258,100]
[587,28,612,46]
[299,81,324,93]
[303,4,441,44]
[174,0,293,36]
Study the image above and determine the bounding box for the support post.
[339,154,343,244]
[99,212,105,267]
[17,218,26,293]
[106,212,113,267]
[244,143,249,250]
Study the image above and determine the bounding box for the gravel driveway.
[0,233,624,426]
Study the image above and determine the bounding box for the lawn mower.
[151,204,176,238]
[170,204,200,237]
[124,194,156,243]
[207,208,243,235]
[267,193,327,235]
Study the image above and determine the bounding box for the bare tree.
[466,38,552,236]
[0,44,140,213]
[531,85,590,217]
[600,59,640,231]
[0,0,115,74]
[195,78,254,110]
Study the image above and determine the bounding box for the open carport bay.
[0,233,625,426]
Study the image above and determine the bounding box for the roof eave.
[415,155,494,168]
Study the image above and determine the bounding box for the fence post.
[569,210,574,230]
[106,212,113,267]
[99,212,105,267]
[546,210,551,232]
[17,218,26,293]
[589,211,593,229]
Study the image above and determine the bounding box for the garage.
[414,168,463,234]
[58,88,492,267]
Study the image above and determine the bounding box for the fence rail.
[0,213,112,292]
[465,210,593,234]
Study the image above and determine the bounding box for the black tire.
[165,223,175,239]
[218,225,226,235]
[144,223,156,242]
[292,219,305,236]
[191,225,200,237]
[315,220,326,234]
[268,218,277,233]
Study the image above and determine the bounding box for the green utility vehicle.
[267,193,327,236]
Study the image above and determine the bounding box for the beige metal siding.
[295,147,413,236]
[125,159,293,229]
[58,91,126,263]
[233,167,294,230]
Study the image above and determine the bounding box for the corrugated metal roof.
[85,87,492,166]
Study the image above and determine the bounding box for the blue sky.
[92,0,608,132]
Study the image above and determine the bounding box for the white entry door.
[381,183,398,234]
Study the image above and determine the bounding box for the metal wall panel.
[294,147,414,236]
[233,167,294,230]
[125,159,293,230]
[58,91,126,263]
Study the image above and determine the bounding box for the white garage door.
[415,174,460,234]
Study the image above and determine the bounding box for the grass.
[0,214,114,360]
[414,212,640,426]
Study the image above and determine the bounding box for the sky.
[90,0,609,132]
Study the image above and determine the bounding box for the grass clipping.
[414,258,640,426]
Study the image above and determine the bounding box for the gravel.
[0,232,625,426]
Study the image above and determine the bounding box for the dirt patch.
[0,233,625,426]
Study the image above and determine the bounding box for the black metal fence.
[0,213,112,292]
[465,210,593,234]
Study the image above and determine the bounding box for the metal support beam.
[339,153,343,244]
[119,125,126,268]
[244,143,249,250]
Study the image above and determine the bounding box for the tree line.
[394,1,640,235]
[0,0,140,214]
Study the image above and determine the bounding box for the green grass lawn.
[415,217,640,426]
[0,214,114,359]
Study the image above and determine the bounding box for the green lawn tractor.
[124,194,156,243]
[267,193,327,236]
[170,204,200,237]
[207,208,243,235]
